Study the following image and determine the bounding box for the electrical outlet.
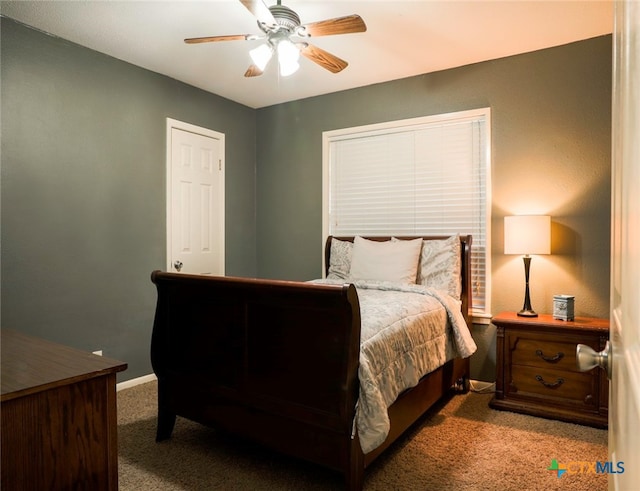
[92,350,103,356]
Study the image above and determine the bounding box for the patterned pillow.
[417,235,462,299]
[327,238,353,280]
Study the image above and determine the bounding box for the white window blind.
[324,109,491,316]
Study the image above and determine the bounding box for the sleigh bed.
[150,235,475,490]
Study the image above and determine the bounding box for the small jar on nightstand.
[489,311,609,428]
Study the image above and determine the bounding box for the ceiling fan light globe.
[279,59,299,77]
[277,39,300,76]
[277,39,300,63]
[249,43,273,71]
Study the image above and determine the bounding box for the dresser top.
[1,329,127,401]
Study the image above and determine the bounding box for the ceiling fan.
[184,0,367,77]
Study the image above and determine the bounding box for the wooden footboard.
[150,272,366,486]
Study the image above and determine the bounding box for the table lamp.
[504,215,551,317]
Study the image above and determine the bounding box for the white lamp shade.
[504,215,551,255]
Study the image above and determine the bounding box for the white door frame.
[166,118,225,273]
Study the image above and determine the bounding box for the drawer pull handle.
[535,375,565,388]
[535,349,564,363]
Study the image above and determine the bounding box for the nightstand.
[489,311,609,428]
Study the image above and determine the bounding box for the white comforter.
[313,279,477,453]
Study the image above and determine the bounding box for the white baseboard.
[116,373,157,392]
[115,375,495,393]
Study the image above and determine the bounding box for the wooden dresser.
[489,312,609,428]
[1,329,127,490]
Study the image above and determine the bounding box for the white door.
[166,118,225,275]
[609,1,640,489]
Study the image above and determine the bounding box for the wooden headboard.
[324,235,473,326]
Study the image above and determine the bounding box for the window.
[322,108,491,319]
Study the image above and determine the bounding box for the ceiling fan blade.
[301,15,366,37]
[239,0,277,28]
[185,34,250,44]
[299,44,348,74]
[244,64,264,77]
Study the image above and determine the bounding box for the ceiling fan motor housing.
[268,5,301,31]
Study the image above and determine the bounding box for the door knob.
[173,260,183,272]
[576,341,612,380]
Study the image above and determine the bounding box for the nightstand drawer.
[510,334,588,372]
[509,365,599,409]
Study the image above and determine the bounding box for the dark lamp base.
[517,309,538,317]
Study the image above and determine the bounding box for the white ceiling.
[1,1,614,109]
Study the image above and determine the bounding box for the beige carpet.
[117,381,607,490]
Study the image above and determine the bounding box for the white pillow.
[417,235,462,298]
[349,236,422,284]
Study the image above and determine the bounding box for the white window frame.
[322,108,492,323]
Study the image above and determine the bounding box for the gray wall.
[1,18,257,380]
[2,16,612,384]
[255,36,612,381]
